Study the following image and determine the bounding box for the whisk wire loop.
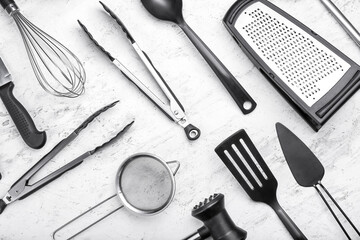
[12,11,85,98]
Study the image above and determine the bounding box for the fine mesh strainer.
[224,0,360,131]
[52,153,180,239]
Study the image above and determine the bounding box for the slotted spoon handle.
[178,21,256,114]
[271,200,307,240]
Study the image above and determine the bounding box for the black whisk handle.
[0,0,15,9]
[0,82,46,149]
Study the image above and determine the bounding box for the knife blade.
[0,59,11,86]
[275,123,324,187]
[0,57,46,149]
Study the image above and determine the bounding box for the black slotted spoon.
[215,130,307,240]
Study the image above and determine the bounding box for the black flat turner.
[215,130,307,240]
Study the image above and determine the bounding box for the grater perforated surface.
[235,2,351,107]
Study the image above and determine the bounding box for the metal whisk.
[0,0,86,98]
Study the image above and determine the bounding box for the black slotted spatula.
[276,123,360,240]
[215,130,307,240]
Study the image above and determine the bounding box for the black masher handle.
[0,82,46,149]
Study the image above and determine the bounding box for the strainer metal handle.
[52,159,180,240]
[52,194,123,240]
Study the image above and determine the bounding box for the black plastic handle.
[0,0,15,9]
[0,199,7,214]
[184,124,201,141]
[271,200,307,240]
[0,82,46,149]
[178,21,256,114]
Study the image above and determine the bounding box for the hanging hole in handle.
[243,101,253,111]
[166,161,180,176]
[184,124,201,141]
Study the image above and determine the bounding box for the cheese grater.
[224,0,360,131]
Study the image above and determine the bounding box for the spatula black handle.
[0,82,46,149]
[271,200,307,240]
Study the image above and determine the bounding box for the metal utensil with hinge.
[0,101,133,214]
[78,2,200,141]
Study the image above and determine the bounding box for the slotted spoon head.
[215,130,278,203]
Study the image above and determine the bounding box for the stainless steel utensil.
[140,0,257,114]
[0,57,46,149]
[223,0,360,131]
[320,0,360,47]
[0,101,133,214]
[77,2,200,141]
[52,153,180,240]
[276,123,360,240]
[215,129,307,240]
[0,0,86,98]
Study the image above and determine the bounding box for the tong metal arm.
[78,2,201,140]
[0,101,134,214]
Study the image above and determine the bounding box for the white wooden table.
[0,0,359,239]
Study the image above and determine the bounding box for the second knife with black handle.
[0,57,46,149]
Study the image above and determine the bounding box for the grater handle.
[178,21,256,115]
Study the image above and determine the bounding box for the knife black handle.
[0,199,7,214]
[0,82,46,149]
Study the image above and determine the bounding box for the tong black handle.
[178,21,256,114]
[0,82,46,149]
[271,200,307,240]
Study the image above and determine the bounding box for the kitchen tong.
[0,101,134,214]
[78,2,200,141]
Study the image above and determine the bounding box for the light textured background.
[0,0,360,239]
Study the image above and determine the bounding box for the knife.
[0,57,46,149]
[276,123,360,240]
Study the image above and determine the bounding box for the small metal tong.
[0,101,134,214]
[78,2,200,141]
